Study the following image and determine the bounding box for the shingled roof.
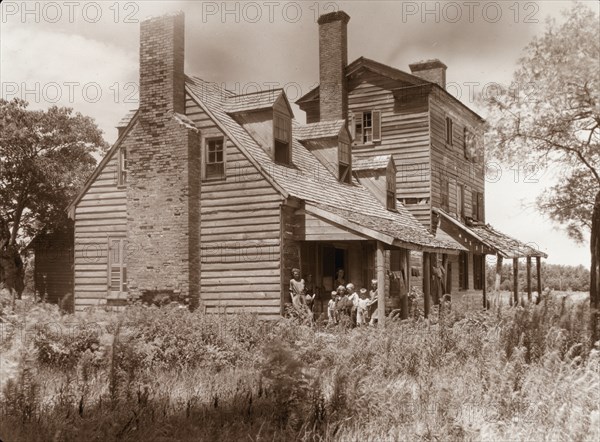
[433,208,547,258]
[294,120,346,141]
[470,224,548,259]
[185,76,459,252]
[353,155,392,171]
[223,89,286,113]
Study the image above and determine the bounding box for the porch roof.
[308,203,463,253]
[433,208,548,259]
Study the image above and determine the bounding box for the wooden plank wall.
[348,72,431,226]
[429,88,485,222]
[186,93,284,319]
[73,148,127,311]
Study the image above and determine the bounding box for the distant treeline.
[486,262,590,292]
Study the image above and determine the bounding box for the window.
[352,110,381,144]
[445,117,453,146]
[118,147,127,186]
[205,137,225,180]
[386,165,396,210]
[440,176,449,212]
[108,237,127,296]
[456,183,465,219]
[274,112,291,164]
[338,141,352,184]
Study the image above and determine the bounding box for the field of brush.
[0,290,598,442]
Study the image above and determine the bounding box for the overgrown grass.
[0,294,598,441]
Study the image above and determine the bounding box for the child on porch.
[368,279,379,326]
[356,288,370,326]
[328,291,338,324]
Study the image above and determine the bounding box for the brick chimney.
[139,12,185,117]
[408,59,447,89]
[126,12,200,305]
[318,11,350,121]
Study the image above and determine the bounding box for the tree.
[0,99,107,298]
[482,3,600,341]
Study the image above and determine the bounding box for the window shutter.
[349,112,355,140]
[353,112,363,144]
[471,190,477,220]
[477,192,484,221]
[372,110,381,142]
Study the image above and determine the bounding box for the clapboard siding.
[73,145,127,311]
[186,93,285,317]
[429,88,485,221]
[346,71,432,227]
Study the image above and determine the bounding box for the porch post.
[513,257,519,306]
[495,254,503,306]
[401,249,409,319]
[376,241,386,328]
[536,256,542,304]
[423,252,431,318]
[526,256,532,303]
[482,254,487,309]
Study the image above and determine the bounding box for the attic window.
[274,112,291,165]
[338,141,352,184]
[118,147,127,186]
[352,110,381,145]
[205,137,226,180]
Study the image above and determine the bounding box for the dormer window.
[352,110,381,145]
[274,112,291,164]
[338,141,352,183]
[118,147,127,186]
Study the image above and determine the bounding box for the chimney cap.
[317,10,350,25]
[409,59,447,72]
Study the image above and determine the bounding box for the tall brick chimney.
[139,12,185,117]
[408,59,447,89]
[318,11,350,121]
[126,12,200,304]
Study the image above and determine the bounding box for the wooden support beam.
[482,255,487,309]
[376,241,386,328]
[401,249,409,319]
[526,257,532,303]
[423,252,431,318]
[536,256,542,304]
[513,258,519,307]
[495,255,503,306]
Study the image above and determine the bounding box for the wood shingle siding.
[185,93,285,319]
[346,71,431,226]
[73,148,126,311]
[429,88,485,223]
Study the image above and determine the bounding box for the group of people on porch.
[289,268,379,325]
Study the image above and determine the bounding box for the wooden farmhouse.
[40,10,546,317]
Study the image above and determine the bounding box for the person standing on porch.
[328,291,338,324]
[368,279,379,326]
[347,283,359,325]
[334,268,346,288]
[356,288,370,325]
[289,268,306,309]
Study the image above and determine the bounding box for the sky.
[1,0,597,267]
